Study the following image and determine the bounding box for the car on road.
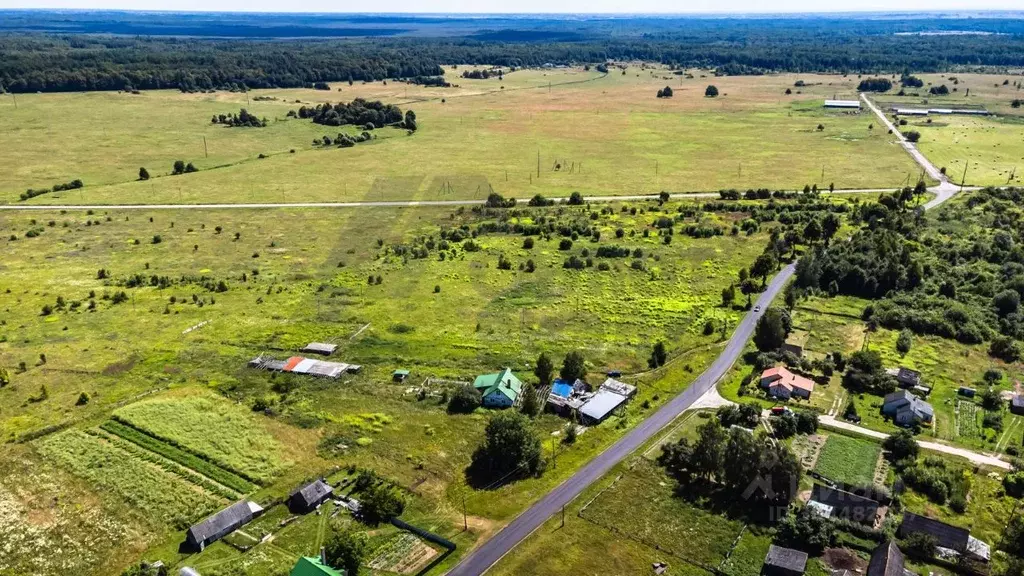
[753,305,760,312]
[770,406,791,415]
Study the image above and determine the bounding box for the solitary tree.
[750,252,778,288]
[172,160,186,175]
[447,384,482,414]
[0,367,9,388]
[325,524,368,576]
[721,284,736,307]
[138,167,150,181]
[520,383,540,417]
[649,341,668,368]
[359,482,405,525]
[560,351,586,382]
[467,411,544,486]
[896,329,913,355]
[705,85,719,97]
[534,353,554,388]
[754,307,791,352]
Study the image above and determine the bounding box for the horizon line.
[2,7,1023,16]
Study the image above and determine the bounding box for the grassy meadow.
[0,193,778,575]
[0,67,925,206]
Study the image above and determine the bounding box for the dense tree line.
[794,186,1024,361]
[4,26,1024,93]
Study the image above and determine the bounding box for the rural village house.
[760,366,815,400]
[473,368,523,408]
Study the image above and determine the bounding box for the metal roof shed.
[824,99,861,108]
[302,342,338,356]
[292,358,318,374]
[580,390,628,424]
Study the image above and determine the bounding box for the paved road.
[446,263,795,576]
[0,189,898,211]
[820,415,1010,470]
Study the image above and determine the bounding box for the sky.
[0,0,1020,13]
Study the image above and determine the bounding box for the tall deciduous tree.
[535,353,554,388]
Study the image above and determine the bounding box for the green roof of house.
[291,557,345,576]
[473,368,523,402]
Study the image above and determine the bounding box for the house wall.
[483,391,514,408]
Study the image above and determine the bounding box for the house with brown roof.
[760,366,815,400]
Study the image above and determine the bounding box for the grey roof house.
[185,500,263,551]
[898,512,989,562]
[288,479,333,514]
[867,541,908,576]
[882,390,933,426]
[810,484,879,526]
[1012,394,1024,415]
[763,544,807,576]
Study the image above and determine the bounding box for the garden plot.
[956,400,981,439]
[812,434,881,487]
[113,393,292,484]
[35,430,226,526]
[367,532,440,574]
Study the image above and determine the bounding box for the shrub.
[704,85,719,97]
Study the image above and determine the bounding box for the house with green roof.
[473,368,523,408]
[291,556,345,576]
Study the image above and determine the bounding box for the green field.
[865,72,1024,187]
[112,393,292,483]
[812,433,881,487]
[0,68,925,206]
[35,430,227,526]
[0,194,775,575]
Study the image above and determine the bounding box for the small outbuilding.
[185,500,263,551]
[763,544,808,576]
[1011,394,1024,415]
[392,369,410,382]
[288,479,334,514]
[958,387,976,398]
[302,342,338,356]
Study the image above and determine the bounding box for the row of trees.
[20,178,83,201]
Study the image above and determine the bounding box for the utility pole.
[11,93,16,109]
[551,438,557,469]
[960,160,969,193]
[462,492,468,531]
[537,150,540,179]
[561,504,565,528]
[203,136,208,158]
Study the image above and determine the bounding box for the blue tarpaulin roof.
[551,382,573,398]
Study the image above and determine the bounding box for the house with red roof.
[760,366,815,400]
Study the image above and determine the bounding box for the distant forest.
[2,14,1024,93]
